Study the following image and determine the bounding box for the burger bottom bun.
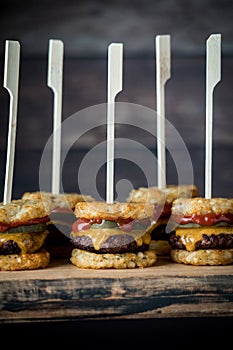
[149,240,171,256]
[70,248,157,269]
[0,248,50,271]
[170,248,233,266]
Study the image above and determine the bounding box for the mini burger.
[127,184,199,256]
[169,197,233,265]
[22,191,94,259]
[0,199,50,271]
[70,201,157,269]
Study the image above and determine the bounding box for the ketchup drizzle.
[72,217,151,233]
[172,213,233,226]
[0,216,50,233]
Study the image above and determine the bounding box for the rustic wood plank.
[0,257,232,323]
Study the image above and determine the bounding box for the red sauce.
[0,216,50,233]
[153,202,172,219]
[172,213,233,226]
[118,218,151,232]
[72,217,151,233]
[72,218,102,232]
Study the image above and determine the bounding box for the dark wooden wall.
[0,0,232,200]
[1,0,233,57]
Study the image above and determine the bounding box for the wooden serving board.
[0,257,233,323]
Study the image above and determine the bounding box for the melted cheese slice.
[176,226,233,252]
[0,231,48,254]
[71,228,151,250]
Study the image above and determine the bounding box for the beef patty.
[0,240,21,255]
[71,233,149,254]
[169,232,233,250]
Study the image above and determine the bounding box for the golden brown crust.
[127,187,164,204]
[70,248,157,269]
[163,185,199,203]
[74,201,154,220]
[172,197,233,216]
[22,191,94,211]
[0,199,50,225]
[170,248,233,266]
[127,184,199,204]
[0,248,50,271]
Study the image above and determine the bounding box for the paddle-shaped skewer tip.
[106,43,123,204]
[47,39,64,195]
[155,35,171,190]
[205,34,221,199]
[3,40,20,204]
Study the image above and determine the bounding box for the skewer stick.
[205,34,221,199]
[106,43,123,203]
[155,35,171,190]
[47,39,64,195]
[3,40,20,204]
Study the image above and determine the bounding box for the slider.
[127,184,199,255]
[169,197,233,265]
[70,201,156,269]
[0,199,51,270]
[22,191,94,259]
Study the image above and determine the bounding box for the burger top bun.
[22,191,94,211]
[0,199,50,225]
[172,197,233,216]
[74,201,154,220]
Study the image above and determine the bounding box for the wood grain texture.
[0,257,232,323]
[1,0,233,57]
[0,57,232,200]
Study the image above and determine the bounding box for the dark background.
[0,0,233,201]
[0,0,233,341]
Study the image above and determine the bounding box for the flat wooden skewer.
[205,34,221,199]
[155,35,171,190]
[3,40,20,204]
[47,39,64,195]
[106,43,123,204]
